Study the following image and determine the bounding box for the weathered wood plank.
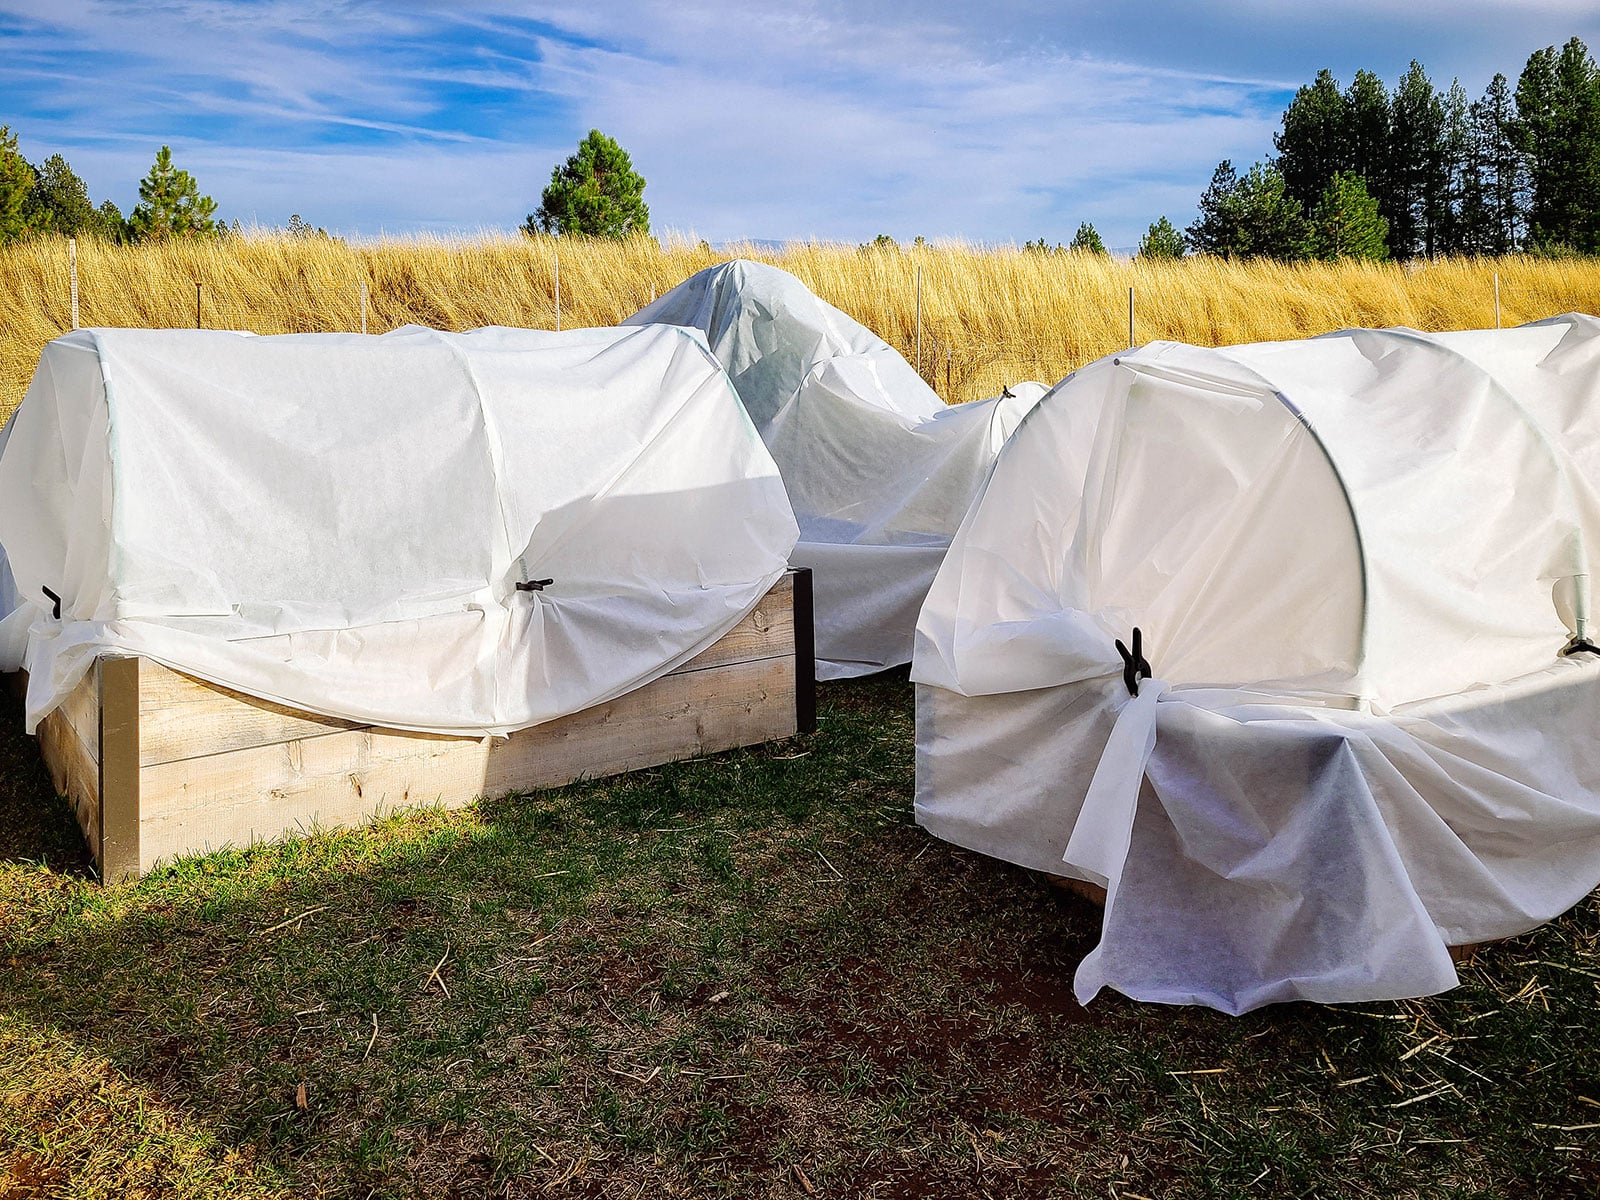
[136,655,798,869]
[137,660,361,768]
[482,651,796,795]
[55,663,101,765]
[669,572,795,675]
[137,574,798,768]
[99,656,141,883]
[35,681,102,857]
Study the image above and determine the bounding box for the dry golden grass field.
[7,233,1600,425]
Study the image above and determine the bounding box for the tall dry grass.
[5,232,1600,424]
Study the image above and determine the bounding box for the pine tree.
[1188,161,1309,260]
[1274,69,1348,207]
[1069,222,1107,254]
[1515,40,1600,252]
[1187,161,1245,257]
[0,126,37,244]
[1343,71,1393,192]
[1389,61,1447,257]
[1136,216,1186,259]
[1474,73,1524,252]
[1437,80,1476,255]
[1235,163,1312,260]
[128,146,218,240]
[26,153,98,237]
[527,130,649,239]
[1309,172,1390,259]
[96,199,128,244]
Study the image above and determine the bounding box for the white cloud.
[3,0,1598,242]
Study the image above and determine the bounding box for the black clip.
[1001,384,1016,399]
[515,578,554,593]
[1115,627,1152,697]
[42,586,61,620]
[1562,634,1600,657]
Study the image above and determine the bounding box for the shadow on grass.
[2,674,1599,1199]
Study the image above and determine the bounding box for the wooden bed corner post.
[97,655,142,882]
[791,567,817,736]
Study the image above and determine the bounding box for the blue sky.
[3,1,1599,247]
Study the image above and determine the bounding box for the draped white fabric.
[914,316,1600,1012]
[0,324,797,736]
[626,260,1044,678]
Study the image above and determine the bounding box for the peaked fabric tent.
[0,324,797,736]
[914,315,1600,1013]
[626,260,1043,678]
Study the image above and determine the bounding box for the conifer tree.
[1069,221,1107,254]
[527,130,649,238]
[1136,216,1186,259]
[1389,61,1447,257]
[1309,172,1390,259]
[0,126,36,244]
[1274,69,1348,207]
[26,153,99,237]
[1515,38,1600,253]
[1187,161,1245,257]
[128,146,218,240]
[1343,71,1393,194]
[1474,73,1524,252]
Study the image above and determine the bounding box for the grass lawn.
[2,671,1598,1198]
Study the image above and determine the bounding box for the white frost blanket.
[0,324,797,735]
[914,317,1600,1012]
[626,260,1043,679]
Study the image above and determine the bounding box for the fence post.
[554,255,561,332]
[1128,286,1135,350]
[69,238,79,330]
[915,264,923,376]
[195,283,202,330]
[1494,272,1501,330]
[360,280,369,335]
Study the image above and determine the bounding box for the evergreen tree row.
[1191,36,1600,261]
[0,131,221,245]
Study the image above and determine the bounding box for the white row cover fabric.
[914,315,1600,1012]
[0,324,797,736]
[626,260,1044,679]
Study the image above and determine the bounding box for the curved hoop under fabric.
[1338,325,1591,642]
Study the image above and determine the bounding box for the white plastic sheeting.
[0,324,797,736]
[626,260,1043,679]
[914,315,1600,1012]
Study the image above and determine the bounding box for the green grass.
[2,673,1599,1198]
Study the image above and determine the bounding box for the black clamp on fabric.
[1562,633,1600,657]
[515,578,555,593]
[1116,627,1152,697]
[42,586,61,619]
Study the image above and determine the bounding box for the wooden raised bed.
[10,569,814,881]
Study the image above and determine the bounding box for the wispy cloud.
[1,0,1596,244]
